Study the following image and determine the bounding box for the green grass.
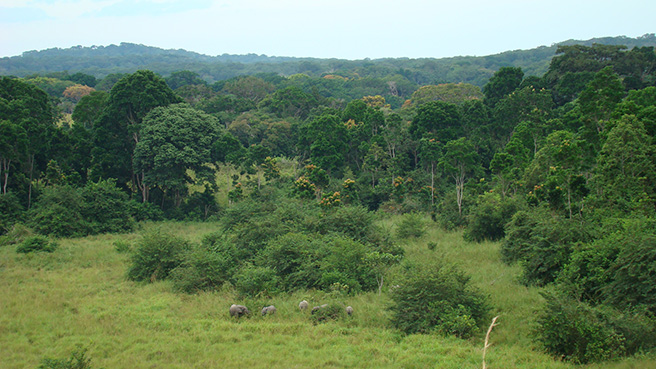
[1,217,654,368]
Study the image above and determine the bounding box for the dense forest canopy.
[2,35,656,365]
[2,34,655,87]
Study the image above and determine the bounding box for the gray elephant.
[311,304,328,314]
[299,300,309,311]
[346,306,353,316]
[229,304,250,318]
[261,305,277,316]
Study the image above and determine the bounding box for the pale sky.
[1,0,654,60]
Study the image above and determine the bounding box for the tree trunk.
[431,162,435,206]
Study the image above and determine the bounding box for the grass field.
[1,218,655,368]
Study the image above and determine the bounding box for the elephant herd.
[229,301,353,318]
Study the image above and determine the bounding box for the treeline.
[2,34,656,87]
[2,42,656,363]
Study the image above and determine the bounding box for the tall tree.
[133,104,221,207]
[438,138,479,216]
[483,67,524,107]
[91,70,181,198]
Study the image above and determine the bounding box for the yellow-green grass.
[1,217,654,368]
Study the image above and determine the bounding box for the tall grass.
[1,216,653,368]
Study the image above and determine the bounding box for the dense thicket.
[2,40,656,358]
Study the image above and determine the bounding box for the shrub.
[127,230,188,282]
[389,263,490,338]
[233,264,279,297]
[310,304,346,324]
[0,192,24,235]
[80,179,134,234]
[128,200,164,221]
[170,237,240,293]
[38,345,93,369]
[28,181,136,237]
[28,185,89,237]
[113,240,132,253]
[16,235,57,253]
[602,218,656,314]
[0,223,34,246]
[463,193,521,242]
[536,290,656,364]
[501,206,595,286]
[395,213,426,239]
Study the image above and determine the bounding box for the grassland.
[1,218,654,368]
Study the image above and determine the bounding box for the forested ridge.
[2,34,656,87]
[2,37,656,366]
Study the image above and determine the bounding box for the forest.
[1,39,656,368]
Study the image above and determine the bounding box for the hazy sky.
[1,0,654,60]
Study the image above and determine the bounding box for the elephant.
[299,300,309,310]
[261,305,277,316]
[229,304,250,318]
[346,306,353,316]
[311,304,328,314]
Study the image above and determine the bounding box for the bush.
[0,223,34,246]
[28,185,89,237]
[38,345,93,369]
[233,264,279,297]
[80,179,135,233]
[16,235,57,253]
[389,263,490,338]
[536,290,656,364]
[463,193,521,242]
[128,200,164,222]
[28,181,136,237]
[0,192,24,235]
[501,206,595,286]
[170,234,240,293]
[310,304,346,324]
[127,230,188,282]
[395,213,426,239]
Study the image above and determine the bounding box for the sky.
[1,0,655,60]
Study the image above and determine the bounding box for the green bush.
[463,193,521,242]
[536,290,656,364]
[37,345,93,369]
[233,264,279,297]
[388,263,490,338]
[28,181,136,237]
[170,237,240,293]
[0,192,24,235]
[310,304,346,324]
[501,206,595,286]
[395,213,426,239]
[16,235,57,253]
[127,230,188,282]
[80,179,135,234]
[0,223,34,246]
[28,185,89,237]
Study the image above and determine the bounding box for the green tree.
[578,66,625,136]
[71,90,108,129]
[483,66,524,107]
[409,101,462,141]
[438,138,479,216]
[91,70,181,198]
[0,120,27,194]
[592,115,655,214]
[133,104,220,207]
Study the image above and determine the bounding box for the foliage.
[536,290,656,364]
[16,235,57,253]
[127,230,189,282]
[388,263,490,338]
[464,192,522,242]
[395,213,426,239]
[310,304,346,324]
[37,345,94,369]
[0,192,24,235]
[501,206,595,285]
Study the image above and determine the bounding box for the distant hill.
[1,34,654,87]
